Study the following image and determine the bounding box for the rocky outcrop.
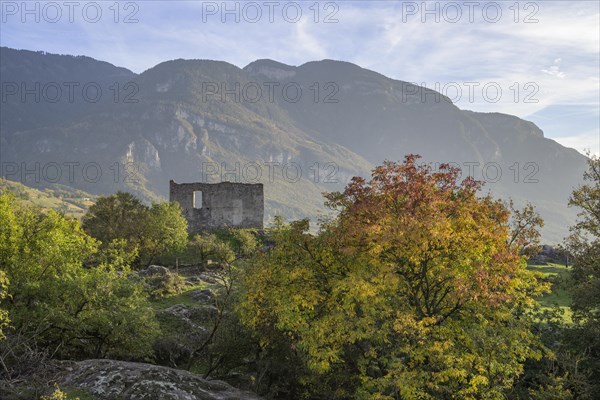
[139,265,170,277]
[160,304,212,331]
[189,288,216,304]
[61,359,262,400]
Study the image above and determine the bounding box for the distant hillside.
[0,48,589,242]
[0,178,95,218]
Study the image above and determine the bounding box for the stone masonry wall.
[169,180,264,232]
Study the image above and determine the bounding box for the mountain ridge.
[0,47,588,242]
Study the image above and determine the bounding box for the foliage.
[238,156,549,399]
[81,191,188,267]
[203,310,258,378]
[143,202,189,265]
[81,191,146,254]
[508,200,545,258]
[0,270,9,340]
[0,193,159,361]
[145,229,261,378]
[187,233,236,268]
[227,229,260,257]
[39,384,80,400]
[162,228,260,269]
[144,269,187,299]
[562,155,600,398]
[495,156,600,400]
[185,254,242,371]
[566,156,600,317]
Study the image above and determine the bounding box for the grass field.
[527,262,573,323]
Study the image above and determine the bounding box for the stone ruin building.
[169,180,264,232]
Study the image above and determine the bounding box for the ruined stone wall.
[169,180,264,232]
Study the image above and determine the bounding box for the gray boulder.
[61,359,262,400]
[185,276,202,285]
[198,272,218,284]
[189,289,215,304]
[139,265,170,277]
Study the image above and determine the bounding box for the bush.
[143,268,187,299]
[40,384,80,400]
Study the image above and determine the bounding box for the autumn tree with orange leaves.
[238,155,549,399]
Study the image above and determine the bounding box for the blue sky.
[1,0,598,156]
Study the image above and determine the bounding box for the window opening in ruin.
[193,191,203,209]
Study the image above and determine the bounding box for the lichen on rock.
[61,359,262,400]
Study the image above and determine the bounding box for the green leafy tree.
[82,192,188,268]
[238,156,549,399]
[0,193,159,360]
[0,194,15,340]
[187,233,235,269]
[0,271,9,340]
[228,229,260,257]
[567,156,600,313]
[141,202,189,265]
[81,191,146,250]
[562,155,600,398]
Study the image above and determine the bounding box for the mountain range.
[0,47,588,243]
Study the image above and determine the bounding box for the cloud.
[294,19,327,59]
[542,59,566,79]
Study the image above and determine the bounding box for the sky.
[1,0,598,156]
